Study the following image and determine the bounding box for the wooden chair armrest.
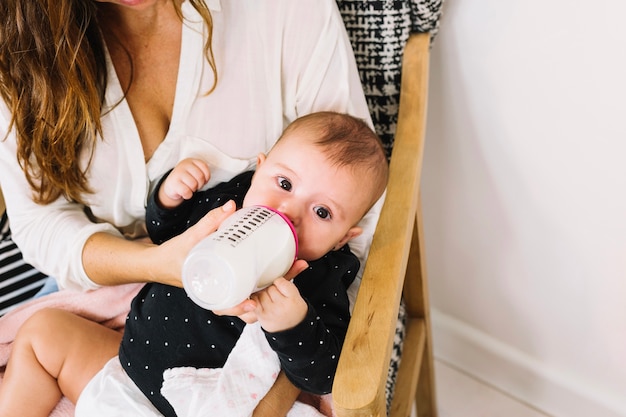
[332,31,431,417]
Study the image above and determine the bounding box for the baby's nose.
[277,203,299,227]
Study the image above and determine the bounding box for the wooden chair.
[255,31,436,417]
[0,30,435,417]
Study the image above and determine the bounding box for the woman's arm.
[82,201,236,287]
[252,372,301,417]
[278,0,372,125]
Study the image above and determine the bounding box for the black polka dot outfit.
[120,171,359,417]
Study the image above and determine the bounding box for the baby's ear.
[333,226,363,250]
[256,153,267,167]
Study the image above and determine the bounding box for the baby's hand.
[212,259,308,325]
[158,158,210,209]
[251,277,308,333]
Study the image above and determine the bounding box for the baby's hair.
[279,111,389,208]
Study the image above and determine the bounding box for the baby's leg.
[0,308,122,417]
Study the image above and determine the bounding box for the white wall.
[422,1,626,416]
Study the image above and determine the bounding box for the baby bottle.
[182,205,298,310]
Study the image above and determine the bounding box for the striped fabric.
[0,212,48,316]
[337,0,443,159]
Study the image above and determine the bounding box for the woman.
[0,0,375,294]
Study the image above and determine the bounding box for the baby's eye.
[277,177,292,191]
[314,206,330,219]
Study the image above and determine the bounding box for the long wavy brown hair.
[0,0,216,205]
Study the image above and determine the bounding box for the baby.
[0,111,388,417]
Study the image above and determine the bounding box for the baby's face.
[243,132,372,261]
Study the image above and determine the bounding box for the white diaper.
[75,357,162,417]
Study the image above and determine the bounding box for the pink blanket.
[0,284,142,416]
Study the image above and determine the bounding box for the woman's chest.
[108,37,181,162]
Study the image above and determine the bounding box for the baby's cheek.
[298,242,331,262]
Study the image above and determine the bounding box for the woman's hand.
[212,259,309,323]
[148,200,237,287]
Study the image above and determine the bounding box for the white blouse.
[0,0,380,291]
